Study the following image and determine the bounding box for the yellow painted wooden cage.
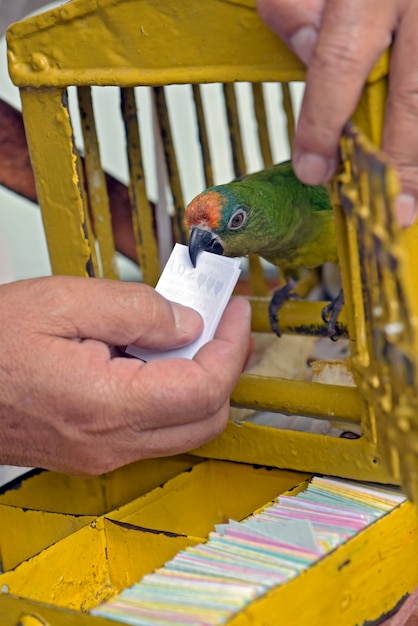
[2,0,418,624]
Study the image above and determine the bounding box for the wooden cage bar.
[120,87,160,285]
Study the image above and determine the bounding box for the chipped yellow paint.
[78,86,119,280]
[231,374,362,423]
[0,505,95,571]
[121,87,160,285]
[194,422,395,484]
[19,88,95,277]
[109,461,311,536]
[0,462,416,625]
[6,0,389,89]
[16,616,48,626]
[0,456,199,515]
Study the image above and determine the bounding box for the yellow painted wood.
[281,82,295,152]
[223,82,246,178]
[120,87,160,285]
[399,221,418,317]
[194,423,395,484]
[352,74,388,147]
[109,461,311,537]
[153,86,187,245]
[0,519,111,611]
[192,84,214,188]
[0,465,415,626]
[0,463,309,612]
[6,0,306,88]
[0,470,107,515]
[15,615,48,626]
[102,517,201,592]
[101,454,201,512]
[77,86,119,280]
[231,374,362,424]
[19,88,95,277]
[249,297,348,336]
[0,595,112,626]
[252,83,273,168]
[4,3,418,624]
[332,126,418,499]
[0,506,95,571]
[7,0,389,89]
[0,456,199,515]
[247,254,270,297]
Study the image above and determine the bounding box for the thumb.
[20,276,203,350]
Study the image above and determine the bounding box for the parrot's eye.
[227,208,247,230]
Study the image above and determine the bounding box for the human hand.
[256,0,418,227]
[0,276,251,476]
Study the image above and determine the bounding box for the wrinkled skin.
[256,0,418,227]
[0,276,251,476]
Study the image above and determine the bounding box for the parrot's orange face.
[185,190,229,266]
[185,184,257,266]
[185,190,226,231]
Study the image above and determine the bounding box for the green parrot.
[185,161,342,337]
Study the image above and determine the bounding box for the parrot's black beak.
[188,227,224,267]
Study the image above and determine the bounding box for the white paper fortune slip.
[125,243,241,361]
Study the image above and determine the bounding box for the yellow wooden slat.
[77,86,119,279]
[192,84,214,188]
[231,375,362,424]
[8,1,390,91]
[7,0,307,88]
[280,81,295,153]
[222,82,246,178]
[248,297,348,337]
[0,519,111,611]
[20,87,96,276]
[153,86,188,245]
[0,506,95,571]
[251,82,273,168]
[120,87,160,285]
[109,461,310,536]
[194,422,394,484]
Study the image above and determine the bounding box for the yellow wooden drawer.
[1,459,417,626]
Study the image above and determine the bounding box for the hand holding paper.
[0,275,250,475]
[126,244,241,361]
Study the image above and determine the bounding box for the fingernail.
[290,26,318,65]
[294,152,336,186]
[172,302,203,337]
[395,194,418,228]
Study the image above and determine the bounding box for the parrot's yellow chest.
[267,211,338,277]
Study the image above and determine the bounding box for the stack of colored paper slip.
[91,477,406,625]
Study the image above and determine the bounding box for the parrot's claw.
[321,289,344,340]
[269,279,300,337]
